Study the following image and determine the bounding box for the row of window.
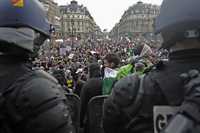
[123,17,156,22]
[120,19,154,26]
[64,22,90,27]
[64,26,94,32]
[123,12,159,20]
[62,14,90,19]
[60,8,86,14]
[111,23,154,34]
[129,9,159,15]
[117,27,154,34]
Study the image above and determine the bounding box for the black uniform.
[103,49,200,133]
[0,56,73,133]
[80,78,102,128]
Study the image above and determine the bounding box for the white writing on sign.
[59,48,67,56]
[153,106,179,133]
[104,67,118,78]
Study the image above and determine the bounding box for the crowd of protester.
[2,0,200,133]
[32,35,164,95]
[32,35,164,132]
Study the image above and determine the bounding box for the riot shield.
[87,95,108,133]
[65,93,81,133]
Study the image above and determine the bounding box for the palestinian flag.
[11,0,24,8]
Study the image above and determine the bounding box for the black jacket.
[103,49,200,133]
[0,56,73,133]
[80,77,102,128]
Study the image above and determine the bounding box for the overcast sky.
[55,0,163,31]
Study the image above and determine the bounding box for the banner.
[59,48,67,56]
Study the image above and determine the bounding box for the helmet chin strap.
[34,32,47,46]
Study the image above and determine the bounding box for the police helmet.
[155,0,200,49]
[0,0,50,52]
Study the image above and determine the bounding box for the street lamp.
[71,19,77,48]
[71,19,74,48]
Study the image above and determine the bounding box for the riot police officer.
[0,0,73,133]
[103,0,200,133]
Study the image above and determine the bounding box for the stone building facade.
[39,0,62,38]
[110,1,160,41]
[60,0,100,40]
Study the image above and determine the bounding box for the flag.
[102,67,118,95]
[140,44,153,57]
[11,0,24,8]
[104,67,118,78]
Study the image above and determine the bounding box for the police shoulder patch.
[11,0,24,8]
